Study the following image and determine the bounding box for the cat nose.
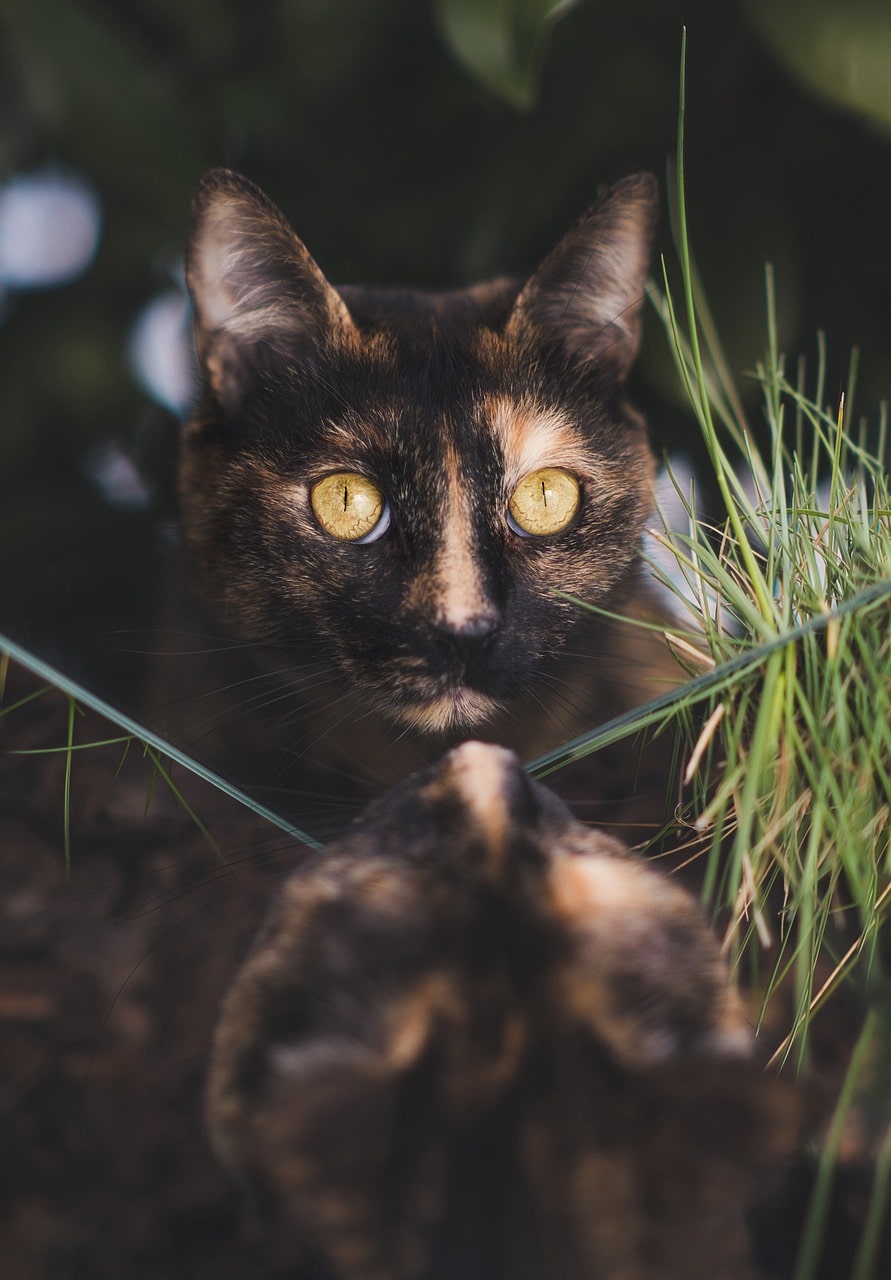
[434,613,499,670]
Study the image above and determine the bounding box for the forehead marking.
[484,394,595,488]
[434,442,493,630]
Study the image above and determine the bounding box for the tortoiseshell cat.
[208,742,799,1280]
[178,170,677,835]
[186,180,800,1274]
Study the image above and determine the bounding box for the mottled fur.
[181,170,659,737]
[207,743,799,1280]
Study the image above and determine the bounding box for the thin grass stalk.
[63,695,75,878]
[1,634,324,850]
[792,1011,878,1280]
[675,30,774,624]
[143,746,225,864]
[851,1116,891,1280]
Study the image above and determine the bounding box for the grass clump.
[534,304,891,1058]
[653,302,891,1057]
[532,35,891,1065]
[654,30,891,1057]
[531,42,891,1267]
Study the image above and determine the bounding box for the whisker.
[107,627,266,657]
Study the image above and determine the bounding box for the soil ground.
[0,661,304,1279]
[0,660,887,1279]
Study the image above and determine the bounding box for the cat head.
[181,169,658,732]
[207,742,798,1279]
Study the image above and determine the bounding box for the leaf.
[434,0,579,110]
[746,0,891,133]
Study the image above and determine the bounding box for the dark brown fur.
[207,743,799,1280]
[180,170,664,744]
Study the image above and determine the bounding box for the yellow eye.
[507,468,580,537]
[310,472,390,542]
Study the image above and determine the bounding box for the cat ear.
[186,168,356,410]
[507,173,657,382]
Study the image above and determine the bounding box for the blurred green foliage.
[435,0,580,110]
[1,0,890,596]
[747,0,891,135]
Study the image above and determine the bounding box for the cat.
[176,169,679,839]
[207,740,799,1280]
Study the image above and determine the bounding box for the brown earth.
[0,660,887,1280]
[0,660,307,1279]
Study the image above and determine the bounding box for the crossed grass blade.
[1,633,323,862]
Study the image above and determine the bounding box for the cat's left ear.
[507,173,657,382]
[186,169,356,411]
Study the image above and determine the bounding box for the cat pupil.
[541,480,547,507]
[342,483,348,513]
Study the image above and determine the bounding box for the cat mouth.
[393,686,503,734]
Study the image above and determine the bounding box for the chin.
[389,687,503,735]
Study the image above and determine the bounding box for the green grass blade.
[793,1011,877,1280]
[0,633,323,850]
[63,695,75,879]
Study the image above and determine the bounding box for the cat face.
[181,170,658,732]
[207,742,797,1280]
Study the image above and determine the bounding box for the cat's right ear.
[507,173,658,384]
[186,169,355,411]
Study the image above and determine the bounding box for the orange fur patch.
[430,442,494,630]
[483,394,605,490]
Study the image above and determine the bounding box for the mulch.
[0,660,887,1279]
[0,661,303,1279]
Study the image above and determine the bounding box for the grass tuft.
[532,31,891,1064]
[653,36,891,1051]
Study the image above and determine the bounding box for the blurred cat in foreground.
[207,741,799,1280]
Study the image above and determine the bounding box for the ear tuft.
[186,169,354,410]
[508,173,658,382]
